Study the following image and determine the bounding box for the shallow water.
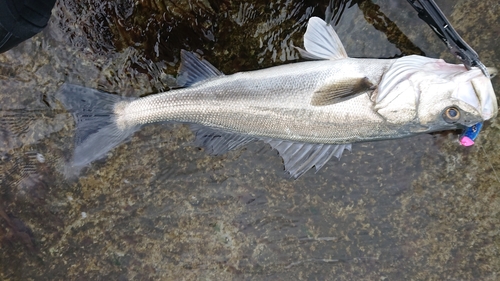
[0,0,499,280]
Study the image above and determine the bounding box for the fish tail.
[56,84,139,167]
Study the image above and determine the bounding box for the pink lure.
[459,136,475,147]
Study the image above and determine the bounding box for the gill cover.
[377,55,498,122]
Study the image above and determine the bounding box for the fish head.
[416,61,497,131]
[377,55,498,132]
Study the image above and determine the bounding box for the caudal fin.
[56,84,139,168]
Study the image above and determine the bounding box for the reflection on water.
[1,0,499,280]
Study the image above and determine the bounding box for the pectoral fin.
[311,77,375,106]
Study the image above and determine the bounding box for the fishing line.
[480,145,500,183]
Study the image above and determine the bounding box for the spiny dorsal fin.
[311,77,375,106]
[263,139,352,179]
[177,50,224,87]
[295,17,348,60]
[191,124,352,179]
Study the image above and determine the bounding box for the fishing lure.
[459,123,483,147]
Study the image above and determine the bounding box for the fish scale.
[122,59,391,144]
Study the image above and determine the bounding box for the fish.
[56,17,498,179]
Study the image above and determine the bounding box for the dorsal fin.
[263,139,351,179]
[295,17,348,60]
[177,50,224,87]
[191,125,256,155]
[190,124,352,179]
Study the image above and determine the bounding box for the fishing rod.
[327,0,491,146]
[406,0,491,145]
[406,0,490,78]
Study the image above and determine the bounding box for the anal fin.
[177,50,224,87]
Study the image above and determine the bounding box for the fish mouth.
[453,68,498,121]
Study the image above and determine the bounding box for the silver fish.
[57,17,498,178]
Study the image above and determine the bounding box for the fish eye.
[443,107,461,123]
